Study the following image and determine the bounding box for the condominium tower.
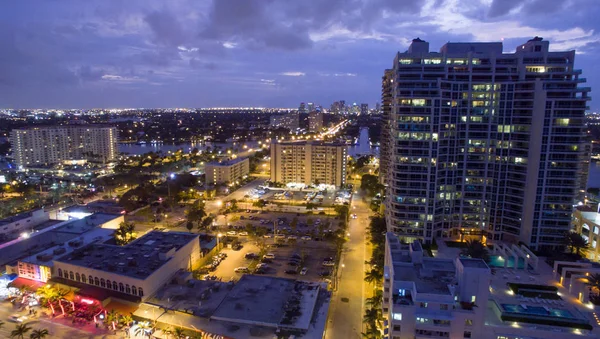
[270,140,348,188]
[308,111,324,132]
[380,37,590,250]
[11,125,118,168]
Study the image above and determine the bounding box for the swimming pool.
[488,255,529,269]
[501,304,575,319]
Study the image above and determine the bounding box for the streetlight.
[217,233,223,248]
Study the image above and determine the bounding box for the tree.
[365,267,383,285]
[305,203,316,211]
[186,221,194,232]
[360,174,384,197]
[200,216,214,229]
[335,205,349,220]
[11,323,32,339]
[134,322,153,338]
[461,240,490,262]
[114,222,136,245]
[252,199,266,210]
[186,201,206,228]
[120,313,134,331]
[564,231,589,257]
[174,327,185,339]
[29,329,49,339]
[365,290,383,309]
[362,307,382,327]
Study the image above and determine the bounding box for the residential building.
[307,102,315,112]
[270,112,300,130]
[270,140,348,188]
[11,125,118,168]
[0,209,49,238]
[205,157,249,185]
[380,37,591,250]
[382,233,598,339]
[52,231,201,301]
[299,102,307,113]
[380,69,394,185]
[308,111,323,132]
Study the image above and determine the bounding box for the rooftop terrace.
[55,231,198,280]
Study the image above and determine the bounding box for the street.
[325,191,371,339]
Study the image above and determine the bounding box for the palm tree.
[11,323,32,339]
[104,309,120,330]
[364,268,383,285]
[365,290,383,309]
[161,327,174,339]
[174,327,185,339]
[134,322,153,338]
[29,329,49,339]
[362,307,382,327]
[563,231,589,256]
[461,240,490,262]
[120,313,134,328]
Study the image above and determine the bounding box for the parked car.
[275,234,286,239]
[263,234,273,238]
[227,231,237,236]
[287,235,298,240]
[234,267,249,273]
[300,236,311,241]
[300,267,308,275]
[284,268,299,275]
[238,231,249,236]
[322,260,335,267]
[318,270,331,277]
[245,253,258,259]
[8,314,26,323]
[351,214,358,219]
[232,243,243,251]
[288,261,300,267]
[291,253,302,259]
[261,257,273,263]
[264,253,276,259]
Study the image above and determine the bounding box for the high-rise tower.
[380,37,590,250]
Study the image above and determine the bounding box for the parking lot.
[216,211,343,239]
[204,235,337,284]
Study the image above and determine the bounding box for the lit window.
[393,313,402,321]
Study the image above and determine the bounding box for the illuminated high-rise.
[381,37,590,250]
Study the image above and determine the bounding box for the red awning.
[8,277,45,291]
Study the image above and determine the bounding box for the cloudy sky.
[1,0,599,110]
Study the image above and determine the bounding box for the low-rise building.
[52,231,201,301]
[270,113,300,130]
[0,209,49,238]
[205,157,250,186]
[573,207,600,261]
[383,233,599,339]
[270,140,348,188]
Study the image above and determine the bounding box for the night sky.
[1,0,599,110]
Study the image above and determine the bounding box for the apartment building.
[383,233,598,339]
[270,140,348,188]
[308,111,323,132]
[380,37,590,250]
[11,125,118,168]
[572,206,600,261]
[205,157,249,185]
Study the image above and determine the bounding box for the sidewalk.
[37,310,122,339]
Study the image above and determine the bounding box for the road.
[204,178,265,217]
[325,191,371,339]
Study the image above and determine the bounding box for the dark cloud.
[488,0,524,18]
[144,10,186,47]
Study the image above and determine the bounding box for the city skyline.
[1,0,599,110]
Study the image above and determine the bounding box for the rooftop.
[0,209,44,225]
[207,157,248,167]
[211,275,321,329]
[459,257,490,269]
[20,227,114,267]
[148,279,230,317]
[55,231,198,280]
[53,213,122,235]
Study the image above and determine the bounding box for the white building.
[205,157,250,186]
[380,37,591,250]
[53,231,201,301]
[572,206,600,261]
[0,209,49,238]
[383,233,599,339]
[11,125,118,168]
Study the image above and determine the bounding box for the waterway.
[118,141,259,155]
[348,127,378,157]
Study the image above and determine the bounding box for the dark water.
[349,127,379,157]
[118,141,259,155]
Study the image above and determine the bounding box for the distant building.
[270,140,348,188]
[308,111,323,133]
[360,103,369,115]
[307,102,315,112]
[11,125,118,168]
[52,231,201,301]
[270,113,300,130]
[299,102,307,113]
[205,157,249,185]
